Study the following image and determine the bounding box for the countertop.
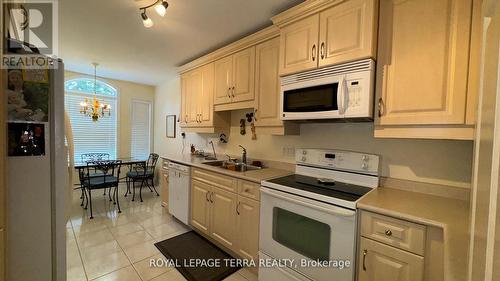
[161,154,293,184]
[358,187,470,281]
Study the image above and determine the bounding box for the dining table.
[73,157,148,185]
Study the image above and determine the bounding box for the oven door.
[281,75,346,120]
[260,187,356,281]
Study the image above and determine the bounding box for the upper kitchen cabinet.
[318,0,377,67]
[254,37,299,135]
[272,0,378,76]
[213,47,256,111]
[374,0,480,140]
[278,14,320,75]
[180,63,229,133]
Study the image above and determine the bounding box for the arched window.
[64,77,118,161]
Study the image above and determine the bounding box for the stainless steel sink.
[202,160,262,172]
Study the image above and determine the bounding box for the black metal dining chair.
[79,153,112,198]
[81,160,122,219]
[125,153,159,202]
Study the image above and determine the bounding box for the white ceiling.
[59,0,303,86]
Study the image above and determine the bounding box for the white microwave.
[280,59,375,121]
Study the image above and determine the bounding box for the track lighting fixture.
[139,0,168,28]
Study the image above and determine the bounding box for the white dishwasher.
[168,162,191,225]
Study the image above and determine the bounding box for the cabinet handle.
[244,188,250,193]
[185,114,188,123]
[312,44,316,61]
[210,192,214,203]
[320,42,325,59]
[378,98,384,117]
[205,192,209,202]
[385,229,392,236]
[232,86,235,97]
[254,109,258,121]
[363,249,367,271]
[236,202,241,215]
[227,87,231,98]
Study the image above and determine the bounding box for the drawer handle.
[205,192,209,202]
[312,44,316,61]
[236,202,241,215]
[385,229,392,236]
[362,249,367,271]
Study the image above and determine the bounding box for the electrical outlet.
[282,146,296,157]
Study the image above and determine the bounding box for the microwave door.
[281,80,344,120]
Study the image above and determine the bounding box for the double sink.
[202,160,262,172]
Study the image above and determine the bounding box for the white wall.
[154,76,474,189]
[65,71,155,158]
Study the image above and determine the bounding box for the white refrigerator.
[6,59,68,281]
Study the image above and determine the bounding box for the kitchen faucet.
[209,141,217,159]
[239,145,247,164]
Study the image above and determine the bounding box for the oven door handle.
[261,187,355,217]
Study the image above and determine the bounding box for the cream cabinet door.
[187,70,202,126]
[279,14,320,76]
[199,63,214,126]
[375,0,472,125]
[318,0,377,67]
[161,172,169,207]
[358,238,424,281]
[191,180,211,235]
[214,56,233,105]
[210,186,238,249]
[235,196,260,261]
[180,74,188,126]
[255,37,283,127]
[232,47,255,103]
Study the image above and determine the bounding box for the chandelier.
[79,63,111,122]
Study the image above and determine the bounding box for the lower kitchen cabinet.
[210,186,238,249]
[161,172,169,207]
[235,196,260,261]
[358,237,424,281]
[190,168,260,262]
[160,160,169,208]
[191,180,211,235]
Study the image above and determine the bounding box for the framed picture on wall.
[166,115,176,138]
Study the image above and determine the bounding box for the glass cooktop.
[267,174,373,202]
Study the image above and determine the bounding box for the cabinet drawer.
[361,211,426,256]
[192,168,237,193]
[238,180,260,201]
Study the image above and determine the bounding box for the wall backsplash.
[154,76,474,189]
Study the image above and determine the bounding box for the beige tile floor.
[67,186,257,281]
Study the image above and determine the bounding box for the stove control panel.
[296,148,380,175]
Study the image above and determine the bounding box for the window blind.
[131,100,152,159]
[64,92,117,161]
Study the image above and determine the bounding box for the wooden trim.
[178,26,279,74]
[374,125,475,140]
[271,0,346,27]
[466,0,483,125]
[214,100,255,112]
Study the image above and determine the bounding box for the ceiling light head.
[141,11,154,28]
[155,1,168,17]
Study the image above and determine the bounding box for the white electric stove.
[259,148,380,281]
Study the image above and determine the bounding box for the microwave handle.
[337,76,347,115]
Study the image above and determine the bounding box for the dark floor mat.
[154,231,241,281]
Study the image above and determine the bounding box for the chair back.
[81,153,110,163]
[135,153,159,176]
[82,160,122,186]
